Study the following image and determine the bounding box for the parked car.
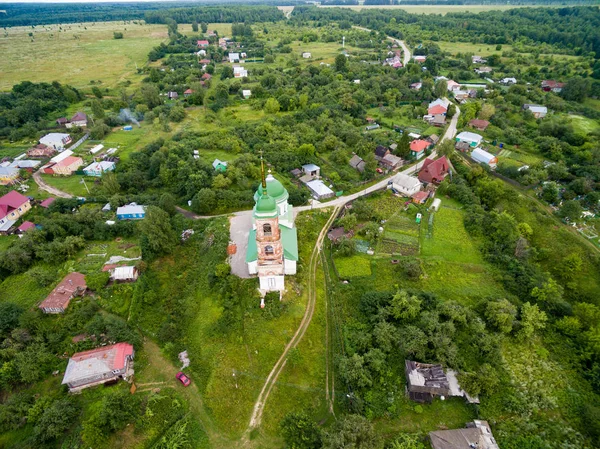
[176,371,191,386]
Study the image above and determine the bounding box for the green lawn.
[334,254,373,278]
[569,114,600,134]
[0,22,168,91]
[437,41,511,56]
[40,174,98,197]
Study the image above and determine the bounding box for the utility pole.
[342,36,345,48]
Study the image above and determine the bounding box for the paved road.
[32,169,73,198]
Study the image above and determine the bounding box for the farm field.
[0,22,168,91]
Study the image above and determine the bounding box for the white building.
[471,148,498,169]
[306,179,334,200]
[90,144,104,155]
[228,52,240,63]
[40,133,72,151]
[233,66,248,78]
[390,173,422,197]
[242,89,252,99]
[50,149,74,164]
[456,131,483,147]
[302,52,312,59]
[523,104,548,119]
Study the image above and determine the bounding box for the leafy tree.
[169,105,186,122]
[113,32,123,39]
[389,289,421,321]
[201,22,208,33]
[159,192,176,215]
[221,65,234,80]
[191,21,198,32]
[90,122,110,140]
[558,200,583,222]
[14,343,55,384]
[86,272,110,292]
[518,302,548,341]
[92,86,103,99]
[91,99,104,119]
[264,97,281,114]
[27,266,55,287]
[479,103,496,120]
[138,206,178,259]
[559,253,582,282]
[82,391,139,447]
[561,77,591,102]
[322,414,382,449]
[541,182,559,204]
[192,188,217,214]
[434,80,447,99]
[338,354,372,388]
[102,171,121,196]
[396,132,410,158]
[334,53,348,72]
[389,434,426,449]
[280,411,322,449]
[338,213,357,231]
[485,299,517,334]
[34,398,79,443]
[0,303,23,337]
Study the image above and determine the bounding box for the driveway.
[32,169,73,198]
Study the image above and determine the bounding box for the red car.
[176,371,191,387]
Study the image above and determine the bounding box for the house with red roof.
[48,156,84,175]
[410,140,430,160]
[61,342,135,392]
[184,89,194,98]
[469,119,490,131]
[39,272,87,314]
[418,157,451,185]
[412,190,430,204]
[197,40,209,47]
[541,80,565,93]
[201,73,212,81]
[40,197,56,208]
[428,104,447,116]
[0,191,31,233]
[17,221,35,234]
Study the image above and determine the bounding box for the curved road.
[32,169,73,198]
[352,25,411,66]
[242,104,461,437]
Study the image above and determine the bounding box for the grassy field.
[335,254,373,278]
[40,174,98,197]
[437,41,512,56]
[0,22,168,91]
[569,114,600,134]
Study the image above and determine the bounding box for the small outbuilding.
[116,203,146,220]
[302,163,320,178]
[455,131,483,148]
[349,154,366,173]
[110,266,139,282]
[212,159,228,172]
[471,148,498,169]
[306,179,335,200]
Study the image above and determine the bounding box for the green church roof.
[245,226,298,263]
[255,193,277,216]
[255,174,288,202]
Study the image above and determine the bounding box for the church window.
[265,245,274,256]
[263,223,272,236]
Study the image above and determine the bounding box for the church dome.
[254,193,277,217]
[255,173,288,203]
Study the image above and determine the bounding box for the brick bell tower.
[254,157,285,295]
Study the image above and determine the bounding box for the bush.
[113,32,123,39]
[86,272,110,292]
[280,411,322,449]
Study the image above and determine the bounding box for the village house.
[306,179,335,200]
[0,191,32,233]
[405,360,478,404]
[40,197,56,209]
[410,82,422,90]
[302,163,320,178]
[49,156,83,175]
[446,80,461,91]
[242,89,252,99]
[425,135,439,146]
[18,221,36,234]
[116,203,146,220]
[201,73,212,81]
[500,77,517,85]
[472,55,487,64]
[66,112,88,128]
[9,160,41,172]
[27,143,57,158]
[197,40,209,47]
[427,104,447,117]
[327,227,353,243]
[56,117,69,127]
[430,421,499,449]
[469,119,490,131]
[381,153,403,170]
[541,80,565,93]
[349,154,366,173]
[83,161,115,177]
[228,52,240,63]
[39,272,87,314]
[455,140,471,152]
[453,90,470,102]
[413,55,426,63]
[39,133,72,151]
[0,167,20,185]
[412,191,429,204]
[410,139,430,160]
[418,156,450,185]
[184,89,194,98]
[167,91,178,100]
[474,66,493,75]
[61,342,135,392]
[455,131,483,148]
[233,66,248,78]
[523,104,548,119]
[374,145,391,162]
[212,159,228,173]
[389,172,422,197]
[197,49,207,56]
[430,114,446,127]
[471,148,498,169]
[104,265,139,282]
[302,52,312,58]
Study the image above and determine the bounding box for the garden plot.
[379,214,420,256]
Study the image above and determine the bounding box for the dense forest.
[292,6,600,57]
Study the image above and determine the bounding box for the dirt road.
[32,169,73,198]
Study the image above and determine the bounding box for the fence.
[69,132,90,151]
